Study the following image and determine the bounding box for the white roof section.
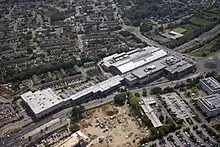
[102,47,168,74]
[21,88,63,115]
[124,55,170,81]
[169,31,184,39]
[70,75,123,101]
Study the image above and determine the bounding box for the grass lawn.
[189,43,213,57]
[204,62,217,69]
[125,27,136,32]
[181,24,199,31]
[172,27,187,34]
[189,17,212,26]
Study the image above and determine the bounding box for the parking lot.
[0,102,22,129]
[144,124,218,147]
[160,92,195,120]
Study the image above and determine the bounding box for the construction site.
[79,104,149,147]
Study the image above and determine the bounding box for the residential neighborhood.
[0,0,220,147]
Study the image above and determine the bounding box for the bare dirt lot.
[79,104,149,147]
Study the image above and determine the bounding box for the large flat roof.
[132,60,166,79]
[21,76,124,116]
[102,46,168,74]
[199,94,220,110]
[21,88,63,115]
[70,75,123,101]
[124,55,175,81]
[200,77,220,91]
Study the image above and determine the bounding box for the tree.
[150,87,162,94]
[142,88,147,96]
[28,136,32,141]
[205,71,217,78]
[140,23,153,32]
[69,123,80,133]
[130,95,140,112]
[163,87,174,93]
[134,92,140,97]
[158,128,165,138]
[186,78,193,84]
[126,91,132,99]
[159,115,164,123]
[158,25,165,32]
[114,93,126,105]
[160,125,169,134]
[150,127,158,136]
[72,105,85,119]
[142,115,152,126]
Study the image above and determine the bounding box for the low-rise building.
[197,94,220,117]
[21,76,124,120]
[139,97,163,128]
[165,60,195,80]
[70,75,124,104]
[101,47,168,75]
[200,77,220,94]
[124,58,166,86]
[102,47,195,86]
[21,88,65,119]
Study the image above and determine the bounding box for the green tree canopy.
[114,92,126,105]
[142,88,147,96]
[134,92,140,97]
[150,87,162,94]
[130,95,140,111]
[72,105,85,119]
[69,123,80,133]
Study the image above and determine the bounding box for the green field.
[172,27,188,34]
[125,27,136,32]
[189,17,212,26]
[181,24,199,31]
[189,43,214,57]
